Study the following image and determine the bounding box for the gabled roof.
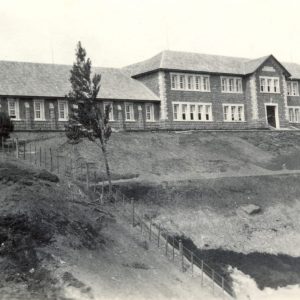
[0,60,159,101]
[123,50,292,78]
[282,62,300,80]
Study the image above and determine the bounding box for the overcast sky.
[1,0,300,67]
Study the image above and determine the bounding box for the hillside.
[0,160,217,300]
[10,130,300,299]
[15,130,300,181]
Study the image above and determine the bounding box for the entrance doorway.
[265,105,278,128]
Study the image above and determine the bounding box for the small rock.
[241,204,261,215]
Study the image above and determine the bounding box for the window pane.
[173,104,179,120]
[224,106,228,121]
[182,104,187,120]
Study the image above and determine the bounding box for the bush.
[0,112,14,140]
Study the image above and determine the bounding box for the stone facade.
[2,52,300,131]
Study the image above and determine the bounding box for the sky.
[1,0,300,67]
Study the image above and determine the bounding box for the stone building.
[1,50,300,131]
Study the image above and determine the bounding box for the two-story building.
[1,50,300,131]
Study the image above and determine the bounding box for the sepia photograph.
[0,0,300,299]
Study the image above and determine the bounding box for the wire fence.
[112,188,235,299]
[1,136,235,299]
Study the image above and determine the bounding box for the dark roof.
[0,60,159,101]
[123,50,292,78]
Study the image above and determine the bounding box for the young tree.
[0,112,14,140]
[66,42,112,195]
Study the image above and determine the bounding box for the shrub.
[0,112,14,140]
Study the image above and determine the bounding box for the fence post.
[29,143,32,163]
[23,142,26,160]
[179,239,184,272]
[44,148,47,169]
[57,152,60,174]
[34,144,37,164]
[15,138,19,159]
[50,148,53,171]
[165,235,168,256]
[39,147,42,167]
[158,224,161,247]
[191,251,194,276]
[201,260,204,286]
[1,137,4,155]
[149,219,152,241]
[131,198,135,227]
[70,158,73,179]
[94,171,97,192]
[172,237,175,261]
[86,163,90,190]
[212,270,215,295]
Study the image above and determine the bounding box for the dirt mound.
[0,161,109,299]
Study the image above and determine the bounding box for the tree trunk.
[101,143,112,196]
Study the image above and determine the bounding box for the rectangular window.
[274,79,279,93]
[171,74,178,89]
[182,104,187,120]
[260,76,280,93]
[173,104,179,120]
[58,100,69,121]
[172,102,212,121]
[221,77,243,93]
[205,105,211,120]
[34,100,45,120]
[187,76,194,90]
[202,76,210,91]
[223,104,244,122]
[179,75,185,90]
[7,99,20,120]
[287,81,299,96]
[195,76,201,90]
[125,103,134,121]
[103,102,114,121]
[145,103,154,122]
[288,106,300,123]
[198,105,203,120]
[295,108,300,122]
[223,106,229,121]
[190,105,195,120]
[260,78,266,92]
[170,73,210,92]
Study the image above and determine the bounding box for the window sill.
[58,119,69,122]
[11,119,22,121]
[260,92,281,94]
[221,91,243,94]
[287,95,300,97]
[171,88,211,93]
[125,120,136,122]
[146,120,156,123]
[223,120,246,122]
[173,120,213,122]
[34,119,46,121]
